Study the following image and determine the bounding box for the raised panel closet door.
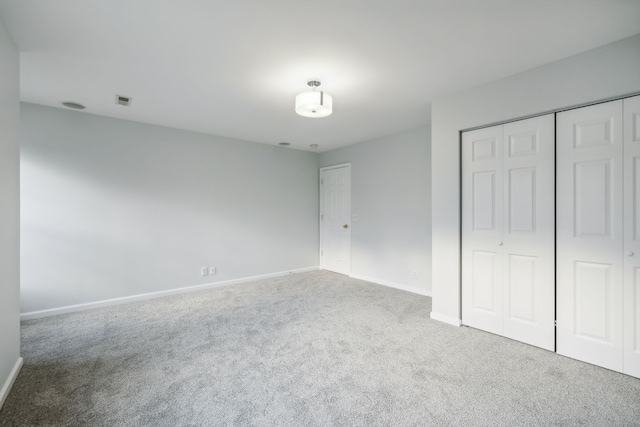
[462,125,504,335]
[502,115,555,350]
[557,100,624,372]
[624,95,640,377]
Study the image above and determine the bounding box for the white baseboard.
[429,311,462,327]
[349,273,431,297]
[0,357,23,410]
[21,266,319,321]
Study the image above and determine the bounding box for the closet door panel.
[557,100,624,372]
[625,266,640,377]
[506,254,537,321]
[462,116,554,350]
[462,126,504,334]
[502,115,555,350]
[624,95,640,377]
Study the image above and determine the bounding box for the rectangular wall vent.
[116,95,132,106]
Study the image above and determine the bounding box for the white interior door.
[462,125,504,335]
[623,95,640,377]
[502,115,555,350]
[557,100,625,372]
[320,164,351,275]
[462,115,554,350]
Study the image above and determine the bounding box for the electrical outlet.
[201,267,209,277]
[412,271,418,279]
[209,266,216,275]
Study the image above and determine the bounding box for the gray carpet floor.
[1,270,639,426]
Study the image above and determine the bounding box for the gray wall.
[320,126,431,295]
[0,17,21,407]
[21,103,319,314]
[431,34,640,325]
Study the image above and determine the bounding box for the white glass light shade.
[295,91,333,118]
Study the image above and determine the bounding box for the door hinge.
[321,250,323,256]
[554,320,557,327]
[321,178,323,185]
[321,214,324,221]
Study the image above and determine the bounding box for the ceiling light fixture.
[295,80,332,118]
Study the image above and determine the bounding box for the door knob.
[343,224,349,229]
[498,241,503,246]
[626,251,634,257]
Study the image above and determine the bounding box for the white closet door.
[557,100,624,372]
[502,115,555,350]
[462,115,554,350]
[462,125,504,335]
[623,95,640,377]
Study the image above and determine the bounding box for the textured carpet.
[1,270,639,426]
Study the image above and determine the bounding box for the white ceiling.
[0,1,639,152]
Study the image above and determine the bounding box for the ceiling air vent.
[61,101,86,110]
[115,95,132,106]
